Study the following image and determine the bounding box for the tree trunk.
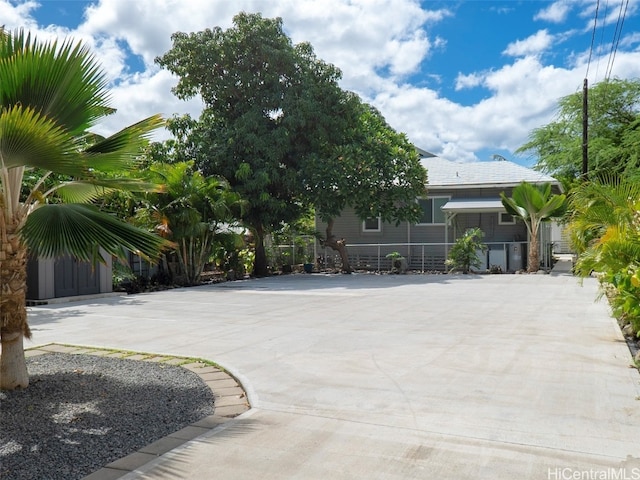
[253,226,269,277]
[322,218,352,273]
[0,331,28,390]
[528,229,540,273]
[0,227,30,390]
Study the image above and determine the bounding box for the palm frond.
[47,182,115,204]
[83,115,166,172]
[49,177,165,203]
[0,104,82,171]
[0,28,112,135]
[21,204,171,263]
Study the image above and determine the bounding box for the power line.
[608,0,630,80]
[605,0,630,81]
[586,0,600,79]
[594,0,609,81]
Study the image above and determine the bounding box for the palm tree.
[567,178,640,335]
[0,29,169,390]
[568,177,640,271]
[500,182,567,273]
[135,161,245,286]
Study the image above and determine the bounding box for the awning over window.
[440,198,506,213]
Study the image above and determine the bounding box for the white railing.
[273,240,555,273]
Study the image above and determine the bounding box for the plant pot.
[303,263,314,273]
[281,264,293,274]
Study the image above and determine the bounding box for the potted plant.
[386,251,407,273]
[302,249,315,273]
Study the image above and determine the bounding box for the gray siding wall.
[316,208,411,245]
[315,186,529,247]
[26,252,113,301]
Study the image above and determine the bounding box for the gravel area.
[0,353,215,480]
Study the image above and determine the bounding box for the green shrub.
[445,228,487,274]
[607,268,640,337]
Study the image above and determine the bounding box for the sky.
[2,0,640,166]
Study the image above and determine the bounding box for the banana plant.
[500,182,567,272]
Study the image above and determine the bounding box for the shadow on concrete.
[134,416,261,479]
[207,271,508,292]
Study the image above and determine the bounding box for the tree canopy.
[302,96,427,272]
[518,78,640,185]
[156,13,350,276]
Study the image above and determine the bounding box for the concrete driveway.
[28,273,640,479]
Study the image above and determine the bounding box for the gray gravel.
[0,353,215,480]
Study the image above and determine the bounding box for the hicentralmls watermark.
[547,468,640,480]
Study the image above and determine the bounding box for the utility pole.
[582,78,589,180]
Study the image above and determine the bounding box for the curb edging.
[25,343,250,480]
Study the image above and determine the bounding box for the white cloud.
[503,30,555,57]
[2,0,640,166]
[455,72,485,91]
[534,1,572,23]
[620,31,640,48]
[92,69,204,141]
[370,55,585,162]
[600,0,640,28]
[0,0,39,29]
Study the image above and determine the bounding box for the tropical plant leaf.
[0,29,111,135]
[21,204,171,263]
[50,181,114,204]
[0,104,85,173]
[50,177,165,203]
[500,181,567,272]
[83,115,165,172]
[500,195,528,220]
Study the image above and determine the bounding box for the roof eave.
[427,181,562,191]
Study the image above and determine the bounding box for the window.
[363,217,381,232]
[417,197,448,225]
[498,212,516,225]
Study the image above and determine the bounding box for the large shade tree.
[302,97,427,272]
[500,182,567,273]
[518,78,640,186]
[156,13,352,276]
[0,30,169,390]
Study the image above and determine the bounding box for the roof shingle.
[421,157,559,188]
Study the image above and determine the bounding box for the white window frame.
[362,216,382,232]
[416,196,450,226]
[498,212,516,225]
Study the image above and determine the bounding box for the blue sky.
[3,0,640,166]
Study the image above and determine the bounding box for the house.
[315,151,563,272]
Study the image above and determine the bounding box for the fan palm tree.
[0,29,169,390]
[500,182,567,273]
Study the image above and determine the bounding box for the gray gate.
[54,256,100,297]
